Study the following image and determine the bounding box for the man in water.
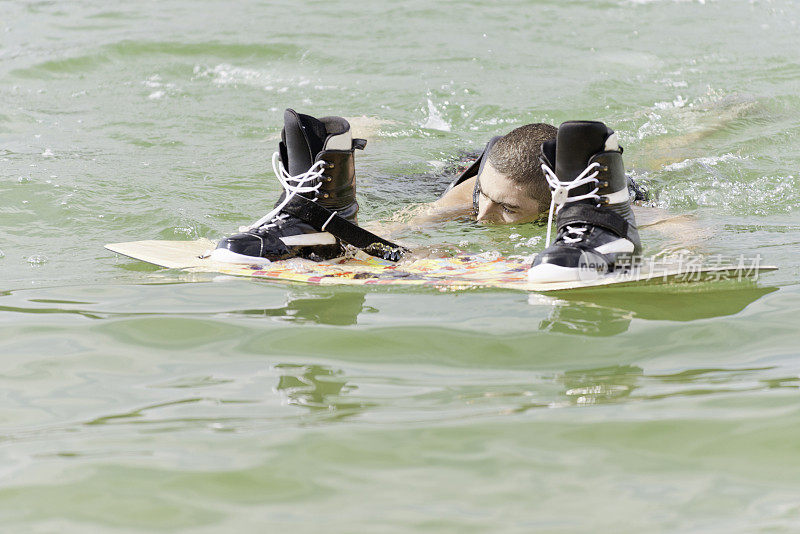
[407,122,647,225]
[432,123,560,225]
[404,120,645,281]
[212,109,644,282]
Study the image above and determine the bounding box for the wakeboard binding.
[528,120,641,282]
[212,109,367,263]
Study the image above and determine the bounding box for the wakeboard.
[105,239,775,292]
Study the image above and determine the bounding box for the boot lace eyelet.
[243,154,326,231]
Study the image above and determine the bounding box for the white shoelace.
[240,152,326,232]
[561,225,588,244]
[541,161,601,247]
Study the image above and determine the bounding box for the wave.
[11,41,303,79]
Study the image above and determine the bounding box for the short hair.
[486,123,558,205]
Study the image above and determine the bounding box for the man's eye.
[502,205,516,214]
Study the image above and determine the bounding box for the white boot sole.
[527,262,602,283]
[208,248,273,265]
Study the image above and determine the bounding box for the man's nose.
[476,202,497,223]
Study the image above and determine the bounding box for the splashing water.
[421,99,451,131]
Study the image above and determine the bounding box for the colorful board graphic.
[105,239,775,292]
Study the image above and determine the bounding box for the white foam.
[194,63,266,86]
[193,63,313,92]
[474,250,501,261]
[514,236,542,249]
[421,99,451,132]
[637,113,668,140]
[656,78,689,88]
[654,95,687,109]
[655,168,797,215]
[527,293,564,307]
[142,75,177,99]
[663,153,744,171]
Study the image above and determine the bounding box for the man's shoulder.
[434,176,476,209]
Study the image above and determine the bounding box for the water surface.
[2,0,800,531]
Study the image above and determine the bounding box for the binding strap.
[440,136,502,197]
[281,195,409,261]
[556,203,629,238]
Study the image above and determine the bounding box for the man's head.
[476,122,558,224]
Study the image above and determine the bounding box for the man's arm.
[361,176,477,237]
[633,206,712,250]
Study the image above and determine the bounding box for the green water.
[2,0,800,531]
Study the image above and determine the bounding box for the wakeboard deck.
[105,239,776,292]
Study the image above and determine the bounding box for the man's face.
[476,161,543,224]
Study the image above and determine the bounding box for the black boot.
[528,120,641,282]
[212,109,365,263]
